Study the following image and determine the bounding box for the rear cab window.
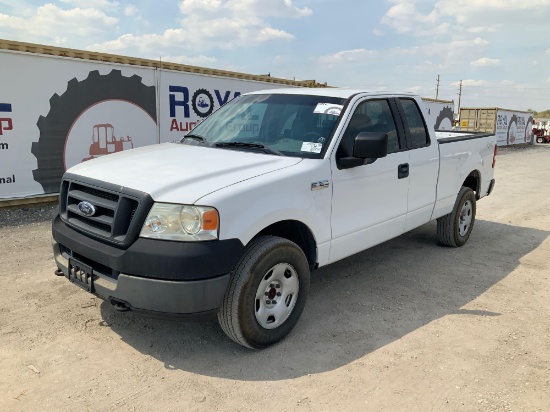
[399,98,430,148]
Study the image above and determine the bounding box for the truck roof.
[245,88,419,99]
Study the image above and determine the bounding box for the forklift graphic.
[82,123,133,162]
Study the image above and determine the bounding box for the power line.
[441,85,550,91]
[457,80,462,114]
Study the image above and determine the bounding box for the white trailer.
[459,107,534,146]
[0,39,325,199]
[422,98,455,131]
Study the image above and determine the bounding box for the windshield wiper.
[215,142,283,156]
[180,134,210,146]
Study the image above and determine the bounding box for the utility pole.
[436,75,440,100]
[457,80,463,117]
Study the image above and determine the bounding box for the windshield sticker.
[314,103,344,116]
[301,142,323,153]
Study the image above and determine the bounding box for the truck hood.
[66,143,302,204]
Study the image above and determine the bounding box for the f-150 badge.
[311,180,330,191]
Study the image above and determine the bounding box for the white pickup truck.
[52,88,496,348]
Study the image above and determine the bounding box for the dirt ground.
[1,145,549,412]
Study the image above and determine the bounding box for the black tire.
[218,236,310,349]
[437,186,476,247]
[31,69,156,193]
[537,136,544,144]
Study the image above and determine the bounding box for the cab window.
[399,98,430,148]
[337,99,400,159]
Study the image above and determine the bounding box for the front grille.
[76,185,119,202]
[59,176,152,247]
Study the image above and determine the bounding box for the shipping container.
[0,39,326,199]
[459,107,534,146]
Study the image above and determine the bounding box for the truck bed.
[431,131,496,221]
[435,130,495,143]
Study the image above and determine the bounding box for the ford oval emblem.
[78,201,96,217]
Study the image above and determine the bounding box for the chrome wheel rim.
[255,263,299,329]
[459,200,473,237]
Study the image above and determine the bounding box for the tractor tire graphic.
[434,106,454,130]
[31,69,156,193]
[507,114,517,145]
[191,88,214,118]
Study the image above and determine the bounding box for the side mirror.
[339,132,388,169]
[354,132,388,159]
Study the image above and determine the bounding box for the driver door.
[329,98,410,263]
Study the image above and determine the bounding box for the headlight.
[140,203,219,241]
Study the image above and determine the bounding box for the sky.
[1,0,549,111]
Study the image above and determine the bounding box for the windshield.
[184,93,347,158]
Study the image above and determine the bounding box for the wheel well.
[254,220,317,270]
[463,170,481,198]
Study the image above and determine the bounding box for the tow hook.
[54,268,64,276]
[111,299,130,312]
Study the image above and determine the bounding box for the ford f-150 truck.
[52,88,497,348]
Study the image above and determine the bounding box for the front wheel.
[537,136,545,144]
[437,186,476,247]
[218,236,310,349]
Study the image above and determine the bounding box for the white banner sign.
[0,51,289,199]
[423,100,455,131]
[495,110,533,146]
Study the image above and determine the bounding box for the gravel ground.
[0,204,57,227]
[0,145,549,412]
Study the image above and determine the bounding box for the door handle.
[398,163,409,179]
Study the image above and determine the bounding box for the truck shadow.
[99,219,548,381]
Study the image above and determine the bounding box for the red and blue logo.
[0,103,13,136]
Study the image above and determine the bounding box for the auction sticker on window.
[301,142,323,153]
[314,103,343,116]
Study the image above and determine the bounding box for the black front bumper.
[52,215,244,315]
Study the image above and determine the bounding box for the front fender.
[198,159,333,266]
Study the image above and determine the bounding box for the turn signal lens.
[202,210,219,231]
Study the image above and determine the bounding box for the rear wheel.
[437,186,476,247]
[218,236,310,349]
[537,136,545,144]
